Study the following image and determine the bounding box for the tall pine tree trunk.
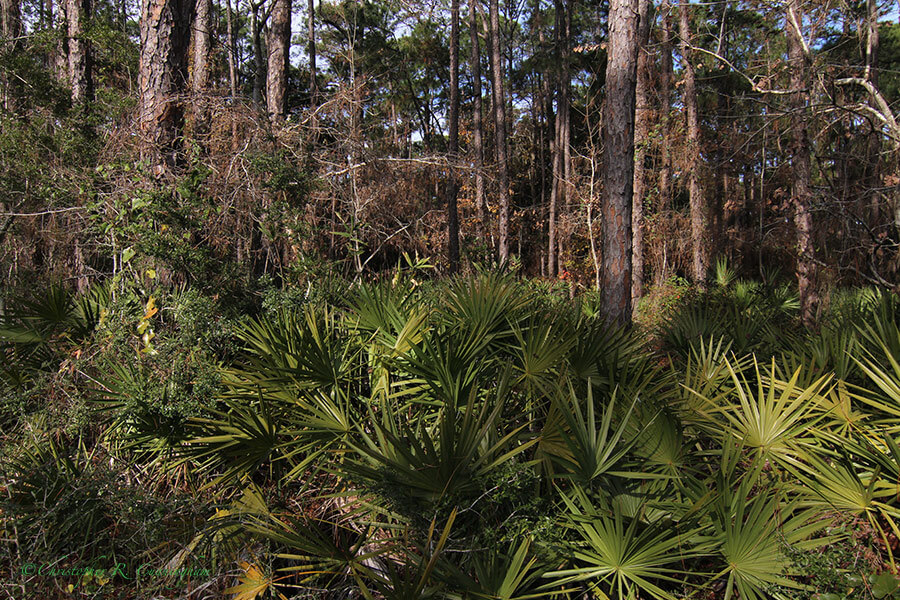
[548,0,562,278]
[468,0,486,240]
[250,0,265,109]
[787,0,817,325]
[191,0,211,93]
[67,0,93,105]
[308,0,316,103]
[657,0,673,216]
[631,0,651,305]
[266,0,290,121]
[602,0,639,324]
[225,0,237,97]
[447,0,460,272]
[1,0,21,110]
[679,0,708,285]
[139,0,196,175]
[488,0,510,263]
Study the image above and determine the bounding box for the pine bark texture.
[447,0,461,272]
[631,0,651,305]
[787,0,818,325]
[657,0,673,215]
[1,0,21,110]
[601,0,639,325]
[67,0,93,104]
[489,0,510,264]
[225,0,237,97]
[679,1,708,285]
[267,0,290,120]
[250,1,264,109]
[468,0,485,238]
[0,0,19,40]
[548,0,568,279]
[191,0,211,93]
[308,0,317,102]
[139,0,196,174]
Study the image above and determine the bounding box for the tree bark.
[468,0,486,240]
[488,0,510,264]
[139,0,197,175]
[225,0,237,97]
[631,0,651,306]
[447,0,460,272]
[250,0,265,109]
[1,0,21,110]
[266,0,291,121]
[67,0,93,105]
[548,0,569,279]
[191,0,211,93]
[657,0,674,215]
[601,0,639,325]
[679,0,708,285]
[308,0,317,103]
[787,0,817,325]
[0,0,19,40]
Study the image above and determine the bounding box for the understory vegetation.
[2,265,900,599]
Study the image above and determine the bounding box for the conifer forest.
[3,0,900,597]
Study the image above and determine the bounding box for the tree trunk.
[266,0,290,121]
[631,0,651,306]
[1,0,21,110]
[679,0,708,285]
[308,0,316,103]
[225,0,237,97]
[488,0,510,263]
[548,0,564,278]
[139,0,197,176]
[67,0,93,105]
[250,1,265,109]
[0,0,19,40]
[601,0,639,325]
[447,0,460,272]
[657,0,674,215]
[787,0,817,325]
[191,0,211,93]
[864,0,881,221]
[468,0,486,239]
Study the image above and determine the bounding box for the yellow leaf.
[225,562,272,600]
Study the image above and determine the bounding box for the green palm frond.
[689,358,831,470]
[548,486,706,600]
[542,384,648,486]
[347,379,536,507]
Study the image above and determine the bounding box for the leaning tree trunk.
[601,0,639,325]
[488,0,510,264]
[469,0,486,240]
[631,0,651,306]
[679,0,708,286]
[67,0,93,105]
[447,0,461,272]
[787,0,817,326]
[266,0,291,121]
[139,0,196,176]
